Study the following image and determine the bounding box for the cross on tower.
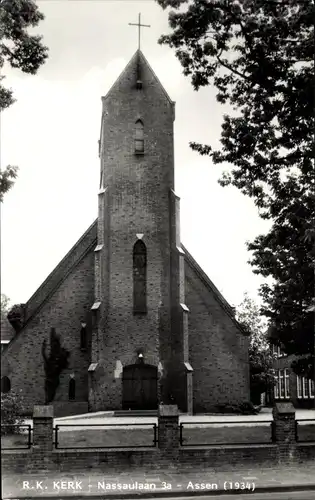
[129,13,151,50]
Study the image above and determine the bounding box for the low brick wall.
[2,403,315,474]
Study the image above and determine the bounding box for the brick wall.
[273,355,315,409]
[185,259,250,412]
[91,51,177,410]
[1,246,95,413]
[2,404,314,475]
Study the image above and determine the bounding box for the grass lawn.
[181,423,315,445]
[1,423,314,449]
[296,422,315,443]
[1,432,31,450]
[181,424,273,445]
[55,426,157,448]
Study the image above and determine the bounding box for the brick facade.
[1,50,249,415]
[267,350,315,409]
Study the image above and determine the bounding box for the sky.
[1,0,271,310]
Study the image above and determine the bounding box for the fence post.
[158,405,179,462]
[272,401,296,464]
[32,405,54,452]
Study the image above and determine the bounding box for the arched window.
[135,120,144,153]
[133,240,147,314]
[80,324,87,350]
[69,378,76,401]
[1,376,11,393]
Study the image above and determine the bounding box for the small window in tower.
[80,323,87,351]
[133,240,147,314]
[69,378,76,401]
[135,120,144,154]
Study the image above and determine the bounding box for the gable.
[2,219,97,353]
[182,245,248,336]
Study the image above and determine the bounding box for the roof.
[102,49,174,105]
[2,220,98,354]
[1,316,15,342]
[182,244,249,336]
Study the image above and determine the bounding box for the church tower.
[89,50,186,411]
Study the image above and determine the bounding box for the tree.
[1,293,10,315]
[236,292,275,405]
[0,0,48,201]
[42,328,70,404]
[1,391,25,435]
[157,0,314,379]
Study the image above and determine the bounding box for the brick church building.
[1,50,250,416]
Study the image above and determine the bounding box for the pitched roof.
[2,220,98,353]
[1,316,15,342]
[102,49,174,105]
[182,244,249,336]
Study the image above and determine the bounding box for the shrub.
[1,391,25,435]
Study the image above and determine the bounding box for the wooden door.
[122,364,157,410]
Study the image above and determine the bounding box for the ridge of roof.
[182,244,249,337]
[2,219,98,355]
[102,49,174,105]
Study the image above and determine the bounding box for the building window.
[297,376,315,399]
[135,120,144,153]
[133,240,147,314]
[69,378,76,401]
[274,369,290,400]
[274,375,279,399]
[271,343,286,358]
[80,324,87,350]
[1,376,11,393]
[297,375,302,399]
[279,370,285,398]
[284,369,290,399]
[302,377,309,398]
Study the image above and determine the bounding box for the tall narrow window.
[135,120,144,154]
[284,369,290,399]
[69,378,76,401]
[80,323,87,351]
[297,375,302,398]
[310,379,315,399]
[303,376,309,398]
[279,369,285,398]
[274,371,279,399]
[133,240,147,314]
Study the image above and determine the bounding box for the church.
[1,49,250,417]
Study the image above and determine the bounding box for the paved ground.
[2,464,315,498]
[22,408,315,429]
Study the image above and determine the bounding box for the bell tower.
[89,49,185,411]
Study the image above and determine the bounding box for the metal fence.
[54,423,158,449]
[295,419,315,443]
[179,421,275,447]
[1,424,32,450]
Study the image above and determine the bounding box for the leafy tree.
[236,293,276,404]
[1,293,10,315]
[0,0,48,200]
[1,390,25,435]
[0,165,19,202]
[42,328,70,404]
[157,0,314,379]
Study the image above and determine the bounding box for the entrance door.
[122,363,158,410]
